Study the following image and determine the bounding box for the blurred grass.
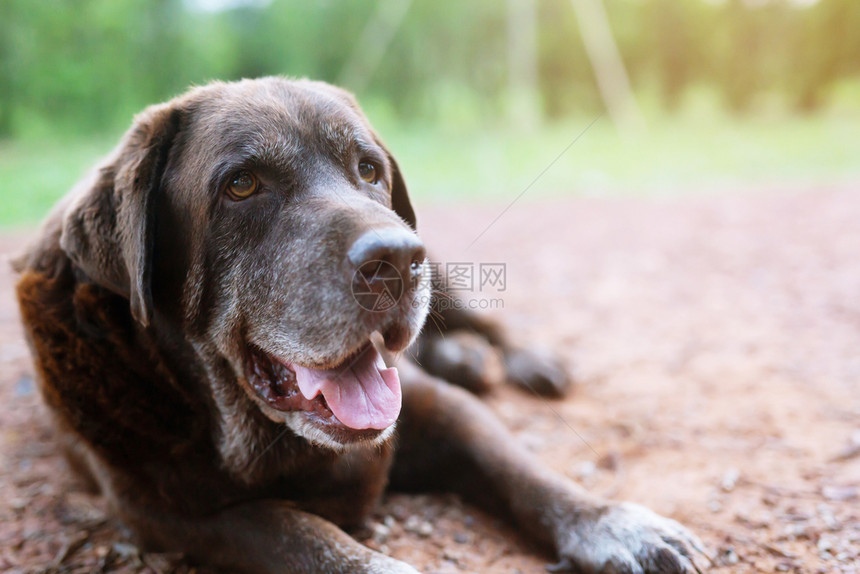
[1,104,859,228]
[0,138,112,227]
[374,87,860,204]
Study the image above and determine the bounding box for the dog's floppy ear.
[60,102,182,327]
[383,149,417,230]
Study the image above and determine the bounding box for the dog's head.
[58,78,431,453]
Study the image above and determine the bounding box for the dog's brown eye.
[358,161,378,184]
[227,171,258,200]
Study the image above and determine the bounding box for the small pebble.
[576,461,596,480]
[720,468,740,492]
[822,485,858,502]
[783,522,811,539]
[721,547,739,565]
[371,522,390,543]
[404,516,433,537]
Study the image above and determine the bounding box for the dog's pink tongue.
[293,347,401,430]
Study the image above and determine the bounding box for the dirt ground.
[1,187,859,574]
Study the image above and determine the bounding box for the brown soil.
[1,187,859,573]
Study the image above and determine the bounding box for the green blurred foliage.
[2,0,859,140]
[1,0,859,227]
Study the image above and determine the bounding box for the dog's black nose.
[348,228,426,294]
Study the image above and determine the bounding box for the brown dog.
[15,77,707,573]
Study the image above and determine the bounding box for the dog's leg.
[124,500,419,574]
[417,277,571,397]
[391,362,709,574]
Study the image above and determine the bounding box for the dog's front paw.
[504,346,572,398]
[552,502,710,574]
[415,331,506,394]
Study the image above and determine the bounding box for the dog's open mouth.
[245,343,402,431]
